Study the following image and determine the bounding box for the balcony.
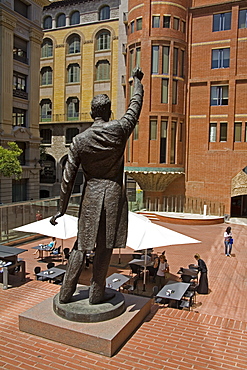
[13,89,28,100]
[13,53,28,65]
[39,112,92,123]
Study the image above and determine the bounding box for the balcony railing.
[40,112,92,123]
[13,54,29,64]
[13,89,28,100]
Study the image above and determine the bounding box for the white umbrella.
[126,212,201,290]
[14,214,78,260]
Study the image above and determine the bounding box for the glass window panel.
[161,79,168,103]
[136,47,141,68]
[220,122,227,141]
[152,45,159,74]
[68,64,80,83]
[173,47,178,76]
[170,121,177,164]
[212,48,230,68]
[209,123,217,142]
[210,86,228,105]
[239,10,247,28]
[68,35,80,54]
[96,60,110,80]
[67,98,79,119]
[97,32,110,50]
[66,128,79,144]
[130,21,134,33]
[163,16,170,28]
[162,46,169,74]
[70,11,80,25]
[40,99,52,121]
[136,18,142,30]
[57,14,66,28]
[43,16,52,30]
[129,49,134,75]
[152,16,160,28]
[160,120,167,163]
[173,17,179,30]
[99,6,110,20]
[41,67,52,85]
[181,20,186,33]
[42,39,53,58]
[234,122,242,142]
[134,122,139,140]
[172,79,177,104]
[150,119,157,140]
[245,123,247,142]
[180,49,185,77]
[213,13,231,31]
[40,129,52,144]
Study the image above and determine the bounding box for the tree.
[0,142,23,178]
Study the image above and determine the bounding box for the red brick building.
[125,0,247,217]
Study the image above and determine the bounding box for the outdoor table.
[128,258,153,267]
[106,273,130,290]
[32,244,53,259]
[177,268,198,276]
[156,280,190,307]
[0,245,27,289]
[36,267,66,282]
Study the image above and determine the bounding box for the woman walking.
[224,226,233,257]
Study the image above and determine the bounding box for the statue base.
[19,286,151,357]
[53,286,125,322]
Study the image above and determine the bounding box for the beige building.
[0,0,48,203]
[40,0,127,198]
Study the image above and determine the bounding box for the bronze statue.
[50,67,144,304]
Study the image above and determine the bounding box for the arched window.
[41,38,53,58]
[96,60,110,81]
[66,127,79,144]
[40,67,52,85]
[67,97,79,120]
[99,5,110,20]
[96,31,110,50]
[67,63,80,83]
[56,13,66,28]
[70,10,80,25]
[43,16,52,30]
[67,34,80,54]
[40,99,52,122]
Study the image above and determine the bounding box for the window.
[181,20,186,33]
[134,122,139,140]
[12,108,26,127]
[172,79,177,104]
[151,45,159,74]
[41,67,52,85]
[130,21,134,33]
[152,16,160,28]
[99,5,110,20]
[211,85,228,106]
[161,79,168,104]
[129,49,134,75]
[68,64,80,83]
[41,38,53,58]
[160,120,167,163]
[13,36,28,64]
[180,49,185,78]
[163,15,170,28]
[68,34,80,54]
[16,142,26,166]
[56,13,66,28]
[43,16,52,30]
[12,178,27,202]
[67,97,79,120]
[239,10,247,28]
[40,129,52,144]
[213,12,231,31]
[70,11,80,25]
[136,18,142,31]
[212,48,230,69]
[66,128,79,144]
[136,47,141,68]
[234,122,242,142]
[245,123,247,142]
[97,31,110,50]
[170,121,177,164]
[150,119,157,140]
[209,123,217,142]
[40,99,52,122]
[96,60,110,81]
[173,17,179,30]
[173,47,178,76]
[220,122,227,141]
[162,46,169,74]
[14,0,28,18]
[13,72,26,91]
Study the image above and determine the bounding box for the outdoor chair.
[63,248,70,262]
[129,263,142,278]
[122,276,139,294]
[47,262,55,269]
[152,286,168,305]
[50,246,61,257]
[34,266,41,280]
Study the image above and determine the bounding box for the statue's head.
[90,94,111,122]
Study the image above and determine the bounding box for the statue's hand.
[132,66,144,81]
[50,212,63,226]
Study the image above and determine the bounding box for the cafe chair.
[50,246,61,257]
[34,266,41,280]
[122,276,139,294]
[129,263,142,278]
[47,262,55,269]
[63,248,70,262]
[183,290,196,306]
[152,286,168,305]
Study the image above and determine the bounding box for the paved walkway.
[1,218,247,369]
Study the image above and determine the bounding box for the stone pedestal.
[19,290,151,357]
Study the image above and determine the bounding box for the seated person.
[33,237,57,258]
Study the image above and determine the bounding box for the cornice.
[0,9,16,30]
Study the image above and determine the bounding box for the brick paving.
[1,218,247,369]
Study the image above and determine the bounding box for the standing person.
[224,226,233,257]
[153,255,169,291]
[194,253,208,294]
[50,67,144,305]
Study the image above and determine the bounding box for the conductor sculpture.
[51,67,144,305]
